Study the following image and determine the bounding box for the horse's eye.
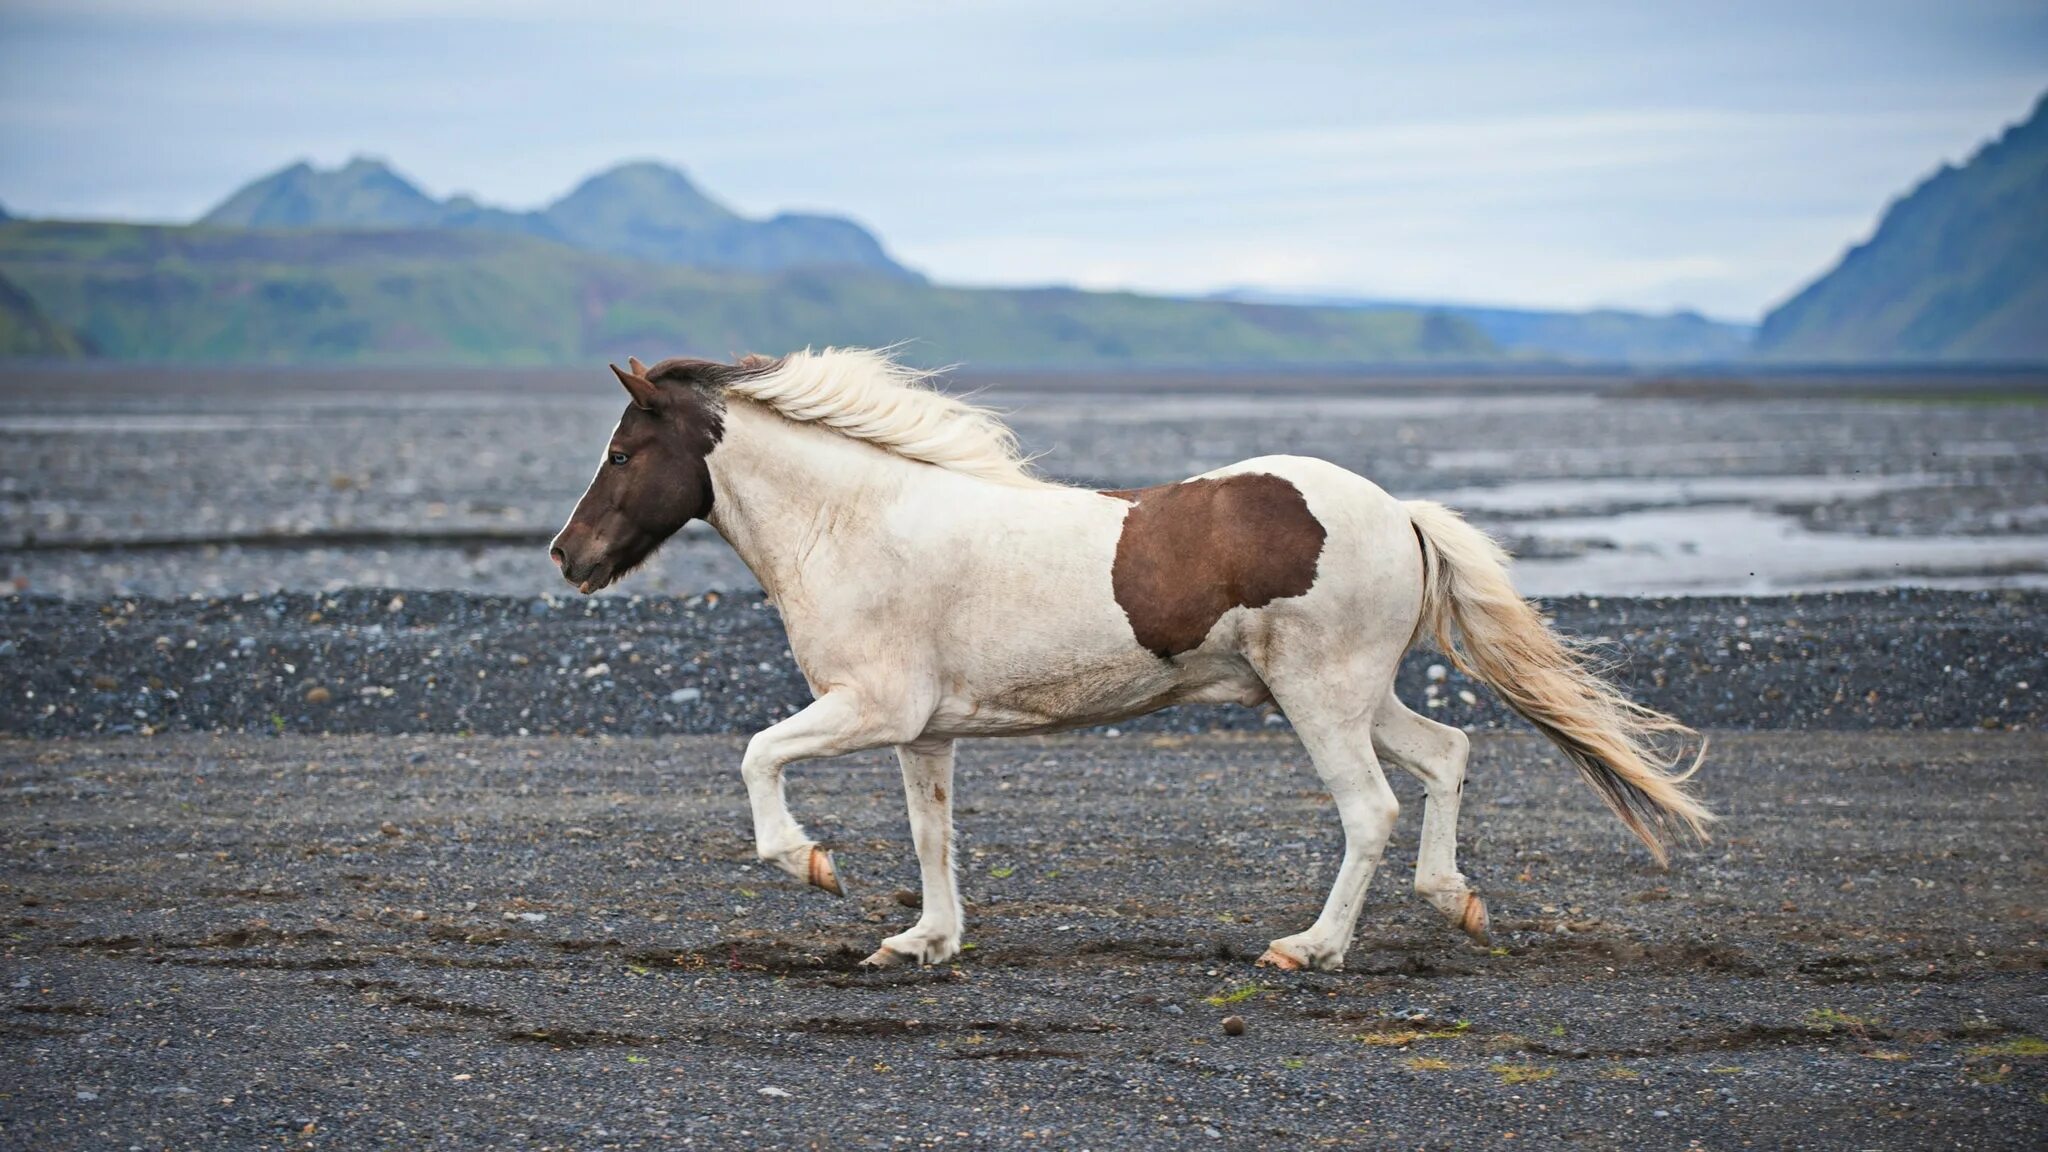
[609,451,629,466]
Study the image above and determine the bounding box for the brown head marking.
[550,355,774,594]
[1106,474,1327,658]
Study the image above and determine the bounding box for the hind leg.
[1374,691,1490,944]
[1253,666,1402,972]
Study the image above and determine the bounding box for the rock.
[667,687,702,705]
[1221,1015,1245,1036]
[304,686,332,704]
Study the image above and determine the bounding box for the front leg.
[863,738,963,967]
[740,692,896,896]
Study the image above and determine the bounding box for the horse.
[548,347,1711,971]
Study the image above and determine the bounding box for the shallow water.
[1506,505,2048,597]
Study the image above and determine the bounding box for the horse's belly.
[923,647,1269,737]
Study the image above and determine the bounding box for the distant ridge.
[1757,91,2048,362]
[200,156,916,280]
[1212,289,1753,364]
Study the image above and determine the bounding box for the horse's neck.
[704,400,905,604]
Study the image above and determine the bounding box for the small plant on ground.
[1355,1019,1471,1047]
[1803,1006,1870,1034]
[1972,1036,2048,1058]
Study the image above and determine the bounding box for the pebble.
[1221,1015,1245,1036]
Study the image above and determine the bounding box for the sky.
[2,2,2044,321]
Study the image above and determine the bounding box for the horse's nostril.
[549,546,567,568]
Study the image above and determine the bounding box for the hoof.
[1458,892,1492,945]
[1255,946,1305,971]
[859,946,909,970]
[807,846,843,897]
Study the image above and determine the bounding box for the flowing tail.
[1405,500,1712,864]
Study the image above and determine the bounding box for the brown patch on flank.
[1106,474,1326,658]
[933,785,947,803]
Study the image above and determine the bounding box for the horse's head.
[549,356,732,594]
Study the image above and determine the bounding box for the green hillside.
[0,268,87,357]
[1756,92,2048,362]
[0,220,1495,367]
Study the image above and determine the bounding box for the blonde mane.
[725,347,1042,487]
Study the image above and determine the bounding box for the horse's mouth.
[569,563,615,595]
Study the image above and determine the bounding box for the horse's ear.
[610,362,661,410]
[627,356,648,376]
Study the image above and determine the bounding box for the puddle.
[1506,506,2048,597]
[1427,474,1941,517]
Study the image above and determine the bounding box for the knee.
[740,734,781,783]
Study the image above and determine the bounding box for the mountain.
[1214,289,1752,363]
[1756,92,2048,362]
[539,162,905,275]
[201,157,450,230]
[199,157,914,279]
[0,220,1495,367]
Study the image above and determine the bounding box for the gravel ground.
[2,730,2043,1149]
[2,588,2041,740]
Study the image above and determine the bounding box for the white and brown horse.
[550,348,1710,971]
